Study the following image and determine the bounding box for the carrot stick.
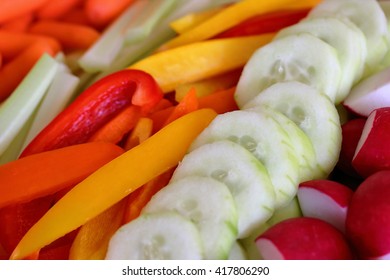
[29,20,100,51]
[0,41,60,102]
[1,14,34,32]
[88,106,141,144]
[0,142,124,208]
[0,0,49,24]
[60,8,91,26]
[36,0,83,20]
[163,88,199,126]
[124,117,153,150]
[69,199,127,260]
[84,0,135,28]
[198,86,239,114]
[123,168,174,223]
[0,31,61,62]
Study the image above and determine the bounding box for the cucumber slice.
[234,32,342,107]
[171,140,275,238]
[105,211,204,260]
[245,81,342,178]
[228,242,248,260]
[308,0,389,76]
[143,175,238,260]
[189,110,300,209]
[246,104,317,183]
[275,16,367,103]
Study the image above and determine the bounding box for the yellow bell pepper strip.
[129,33,275,93]
[159,0,321,50]
[10,108,217,260]
[169,6,224,35]
[124,117,153,151]
[68,199,127,260]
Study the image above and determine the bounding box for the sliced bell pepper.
[159,0,321,50]
[129,34,275,93]
[20,69,163,157]
[10,108,217,260]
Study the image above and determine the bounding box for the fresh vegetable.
[0,142,123,208]
[256,217,353,260]
[352,107,390,178]
[297,179,354,233]
[10,108,217,260]
[20,69,162,156]
[346,170,390,260]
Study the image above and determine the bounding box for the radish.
[352,107,390,177]
[255,217,353,260]
[338,118,366,177]
[346,170,390,259]
[343,67,390,117]
[297,180,354,233]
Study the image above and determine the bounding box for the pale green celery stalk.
[124,0,180,44]
[89,0,241,83]
[20,67,80,152]
[0,54,58,158]
[78,0,149,73]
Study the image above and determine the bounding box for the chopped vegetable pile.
[1,0,390,260]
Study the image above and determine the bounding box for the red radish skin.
[346,170,390,260]
[337,118,366,178]
[256,217,353,260]
[352,108,390,178]
[297,180,354,233]
[343,67,390,117]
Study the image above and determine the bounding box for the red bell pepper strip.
[20,69,163,157]
[214,8,310,39]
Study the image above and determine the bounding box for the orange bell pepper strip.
[159,0,321,50]
[0,142,123,208]
[129,33,275,93]
[198,87,239,114]
[68,199,127,260]
[10,108,217,260]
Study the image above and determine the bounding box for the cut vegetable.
[0,54,58,157]
[143,175,238,260]
[244,81,342,178]
[275,16,367,103]
[308,0,389,76]
[171,140,275,238]
[105,211,204,260]
[235,33,342,107]
[189,109,299,209]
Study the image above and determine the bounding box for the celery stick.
[0,54,58,157]
[124,0,179,44]
[78,0,149,73]
[21,67,80,151]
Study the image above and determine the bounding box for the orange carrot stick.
[1,13,34,32]
[0,142,124,208]
[124,117,153,150]
[60,8,91,26]
[29,20,100,51]
[0,0,49,24]
[0,41,60,102]
[84,0,135,28]
[36,0,83,20]
[88,106,141,144]
[198,86,239,114]
[163,87,199,126]
[0,31,61,62]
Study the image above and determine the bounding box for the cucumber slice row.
[105,211,204,260]
[143,175,238,260]
[244,81,342,179]
[172,140,275,238]
[275,16,367,103]
[307,0,389,76]
[234,32,342,107]
[189,110,300,209]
